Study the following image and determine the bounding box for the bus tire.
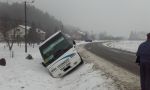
[41,62,46,67]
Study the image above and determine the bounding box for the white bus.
[39,31,83,78]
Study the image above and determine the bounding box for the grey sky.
[3,0,150,37]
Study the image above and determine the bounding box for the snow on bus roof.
[39,31,62,47]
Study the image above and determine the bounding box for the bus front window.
[41,33,73,66]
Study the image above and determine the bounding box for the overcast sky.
[3,0,150,37]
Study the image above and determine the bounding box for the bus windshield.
[40,33,73,66]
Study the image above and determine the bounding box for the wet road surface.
[85,42,140,75]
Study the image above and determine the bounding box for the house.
[7,25,46,41]
[36,28,46,41]
[0,25,4,41]
[0,32,4,41]
[7,25,31,40]
[71,30,85,40]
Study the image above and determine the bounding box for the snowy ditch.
[0,42,119,90]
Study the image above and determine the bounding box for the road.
[85,42,140,76]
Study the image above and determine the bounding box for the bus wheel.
[41,62,46,67]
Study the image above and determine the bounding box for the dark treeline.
[0,2,62,38]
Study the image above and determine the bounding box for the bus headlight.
[51,68,57,72]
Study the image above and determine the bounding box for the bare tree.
[0,15,18,51]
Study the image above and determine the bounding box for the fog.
[2,0,150,37]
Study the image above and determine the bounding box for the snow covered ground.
[0,42,118,90]
[103,40,145,53]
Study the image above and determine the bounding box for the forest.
[0,2,63,38]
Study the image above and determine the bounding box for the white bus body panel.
[47,47,82,78]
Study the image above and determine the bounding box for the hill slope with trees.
[0,2,62,38]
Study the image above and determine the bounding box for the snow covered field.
[103,40,145,53]
[0,42,118,90]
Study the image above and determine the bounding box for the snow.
[0,42,117,90]
[103,40,145,53]
[76,40,104,45]
[76,41,90,45]
[19,25,31,30]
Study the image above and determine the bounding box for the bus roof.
[39,31,62,47]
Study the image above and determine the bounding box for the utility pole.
[24,0,34,53]
[24,1,27,53]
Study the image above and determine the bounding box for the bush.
[0,58,6,66]
[26,54,33,60]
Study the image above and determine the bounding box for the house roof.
[19,25,45,33]
[19,25,31,30]
[7,25,46,35]
[36,28,46,34]
[78,31,85,35]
